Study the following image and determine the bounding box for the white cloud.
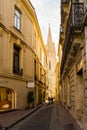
[30,0,61,49]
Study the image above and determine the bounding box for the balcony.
[62,0,68,4]
[13,67,23,76]
[60,3,84,75]
[72,3,84,27]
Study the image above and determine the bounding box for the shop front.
[0,87,15,111]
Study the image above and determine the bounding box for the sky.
[30,0,61,51]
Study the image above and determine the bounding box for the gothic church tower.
[46,26,57,98]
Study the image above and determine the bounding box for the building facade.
[54,62,59,101]
[57,43,62,102]
[33,21,47,105]
[0,0,46,111]
[59,0,87,129]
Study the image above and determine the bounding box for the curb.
[2,105,42,130]
[0,109,16,115]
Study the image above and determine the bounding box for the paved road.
[0,102,81,130]
[9,104,53,130]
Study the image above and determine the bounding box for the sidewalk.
[0,106,41,129]
[49,102,83,130]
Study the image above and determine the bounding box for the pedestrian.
[51,97,53,103]
[48,97,51,104]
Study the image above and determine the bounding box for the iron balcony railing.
[72,3,84,26]
[13,66,23,76]
[60,3,84,75]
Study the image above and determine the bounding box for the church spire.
[47,24,52,44]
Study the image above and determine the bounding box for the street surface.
[9,104,53,130]
[0,102,82,130]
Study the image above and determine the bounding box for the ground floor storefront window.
[0,87,14,111]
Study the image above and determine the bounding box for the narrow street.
[0,102,81,130]
[0,0,87,130]
[9,104,53,130]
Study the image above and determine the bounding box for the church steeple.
[46,25,57,99]
[47,25,52,44]
[46,25,56,58]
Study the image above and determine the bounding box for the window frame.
[14,6,21,31]
[49,61,51,70]
[13,44,20,75]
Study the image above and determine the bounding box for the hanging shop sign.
[27,82,35,88]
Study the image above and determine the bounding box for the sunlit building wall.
[0,0,46,111]
[33,24,47,105]
[59,0,87,129]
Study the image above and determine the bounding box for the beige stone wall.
[0,0,34,77]
[1,31,10,71]
[23,47,34,78]
[69,67,76,111]
[0,0,47,109]
[0,29,34,80]
[0,76,28,109]
[84,26,87,115]
[34,25,46,104]
[60,2,87,128]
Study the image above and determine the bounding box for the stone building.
[46,26,57,99]
[54,62,59,101]
[0,0,46,111]
[34,24,47,105]
[57,43,62,102]
[59,0,87,129]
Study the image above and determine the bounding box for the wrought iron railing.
[72,3,84,26]
[13,67,23,76]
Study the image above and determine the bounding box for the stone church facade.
[46,26,57,99]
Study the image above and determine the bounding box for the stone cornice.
[0,22,34,53]
[20,0,46,54]
[61,42,81,77]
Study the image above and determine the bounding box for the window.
[13,45,20,74]
[49,61,51,70]
[13,44,23,75]
[34,60,37,80]
[14,7,21,30]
